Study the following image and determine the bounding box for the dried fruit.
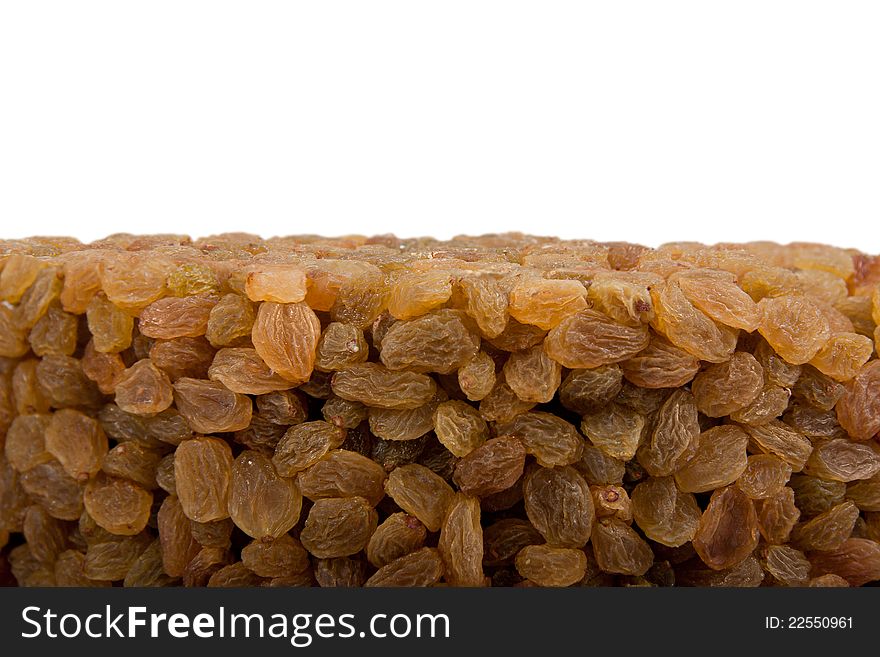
[693,486,759,570]
[433,400,489,457]
[366,512,427,568]
[736,455,792,500]
[114,360,174,415]
[272,421,346,476]
[438,493,484,586]
[836,360,880,440]
[300,496,378,558]
[456,351,496,401]
[380,310,479,374]
[7,233,880,587]
[241,535,309,577]
[365,547,444,587]
[637,390,699,477]
[332,363,437,410]
[620,336,700,389]
[229,451,302,539]
[691,352,764,417]
[45,408,108,481]
[524,466,594,547]
[498,411,584,467]
[631,477,700,547]
[591,518,653,576]
[758,294,831,365]
[298,449,387,506]
[251,302,321,384]
[503,344,561,403]
[674,426,749,493]
[650,282,737,363]
[172,378,252,433]
[315,322,369,371]
[791,501,859,552]
[208,348,293,394]
[174,437,233,522]
[385,463,455,532]
[453,436,525,497]
[559,365,623,413]
[83,474,153,536]
[580,402,645,461]
[157,496,200,577]
[545,309,649,369]
[515,545,587,587]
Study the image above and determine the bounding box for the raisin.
[836,360,880,440]
[29,304,78,356]
[388,271,453,320]
[591,518,653,576]
[580,402,645,461]
[692,486,759,570]
[515,545,587,587]
[45,408,108,482]
[497,411,584,467]
[559,365,623,413]
[742,420,813,472]
[545,309,650,369]
[692,352,764,417]
[369,402,438,442]
[457,351,496,401]
[20,460,84,520]
[228,451,301,540]
[453,436,525,497]
[207,347,293,394]
[365,547,445,587]
[300,496,378,559]
[172,378,252,433]
[114,360,175,415]
[636,389,699,477]
[206,294,256,347]
[157,496,200,577]
[620,336,700,389]
[314,322,370,371]
[674,426,748,493]
[138,295,216,339]
[298,449,387,506]
[807,538,880,586]
[523,466,594,548]
[438,493,484,586]
[366,512,427,568]
[272,421,346,476]
[385,463,455,532]
[84,533,152,581]
[380,309,479,374]
[86,293,134,353]
[5,414,53,473]
[241,535,309,577]
[650,281,737,363]
[791,501,859,551]
[482,518,543,567]
[508,277,587,330]
[631,477,700,547]
[243,265,307,303]
[758,294,831,365]
[83,474,153,536]
[503,344,561,403]
[331,363,437,410]
[251,301,321,384]
[174,437,234,522]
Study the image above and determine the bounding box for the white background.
[1,2,878,249]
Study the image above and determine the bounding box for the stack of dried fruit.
[1,233,880,587]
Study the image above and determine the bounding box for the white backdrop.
[1,2,878,249]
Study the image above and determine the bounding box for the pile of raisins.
[1,233,880,587]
